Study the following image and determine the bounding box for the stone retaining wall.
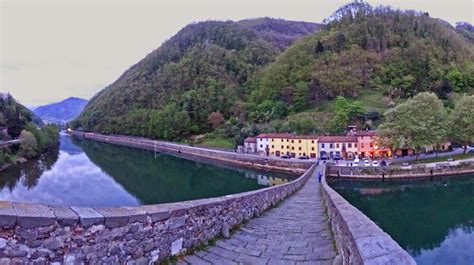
[320,166,416,264]
[70,131,311,174]
[0,162,316,263]
[327,164,474,180]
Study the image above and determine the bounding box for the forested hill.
[74,18,320,136]
[74,3,474,146]
[0,93,44,139]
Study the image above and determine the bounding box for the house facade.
[318,136,358,159]
[243,137,257,154]
[256,133,318,159]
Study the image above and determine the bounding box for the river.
[329,177,474,265]
[0,133,296,207]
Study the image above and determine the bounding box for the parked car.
[281,155,290,159]
[372,161,379,167]
[353,159,360,167]
[334,154,342,160]
[320,155,328,160]
[299,156,309,160]
[364,159,370,167]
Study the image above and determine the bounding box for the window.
[355,143,358,148]
[311,140,314,143]
[342,143,345,148]
[322,143,325,148]
[291,140,294,143]
[329,143,333,148]
[272,139,274,142]
[281,139,284,142]
[287,139,289,142]
[348,143,352,148]
[292,147,294,150]
[311,147,315,151]
[260,144,263,148]
[299,147,302,150]
[281,145,284,149]
[361,144,365,148]
[336,143,339,148]
[370,143,373,148]
[299,140,301,143]
[272,145,274,148]
[287,146,289,149]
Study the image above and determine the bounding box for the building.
[256,133,318,158]
[243,137,257,154]
[318,136,358,159]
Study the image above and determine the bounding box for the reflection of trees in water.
[0,148,60,190]
[74,138,293,204]
[330,177,474,256]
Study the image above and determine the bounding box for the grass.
[194,136,235,150]
[401,153,474,165]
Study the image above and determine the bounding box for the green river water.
[329,176,474,265]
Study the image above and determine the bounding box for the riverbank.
[327,160,474,180]
[69,131,312,174]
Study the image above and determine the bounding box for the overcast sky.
[1,0,473,106]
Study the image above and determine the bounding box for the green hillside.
[249,2,473,134]
[73,2,474,147]
[73,18,320,138]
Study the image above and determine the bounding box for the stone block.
[364,250,416,265]
[119,206,147,223]
[13,202,55,228]
[171,237,183,255]
[0,201,17,227]
[95,207,130,228]
[355,234,402,260]
[50,206,78,226]
[141,205,170,222]
[71,207,104,227]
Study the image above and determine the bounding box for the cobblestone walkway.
[178,165,337,265]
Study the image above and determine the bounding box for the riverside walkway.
[179,165,337,265]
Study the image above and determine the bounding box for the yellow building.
[258,133,318,159]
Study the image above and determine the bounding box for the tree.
[378,92,447,159]
[207,112,225,129]
[449,95,474,153]
[20,130,38,158]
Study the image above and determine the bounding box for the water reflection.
[329,177,474,264]
[0,133,296,207]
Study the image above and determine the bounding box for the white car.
[372,161,379,167]
[364,160,370,167]
[353,159,360,167]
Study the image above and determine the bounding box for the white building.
[318,135,358,159]
[256,134,270,156]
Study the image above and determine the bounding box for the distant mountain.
[34,97,88,123]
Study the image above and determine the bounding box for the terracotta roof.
[256,133,318,140]
[244,137,257,143]
[318,135,357,143]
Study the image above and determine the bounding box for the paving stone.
[180,166,337,265]
[207,246,239,260]
[234,253,269,265]
[184,255,211,265]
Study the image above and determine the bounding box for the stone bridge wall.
[0,161,316,263]
[320,166,416,264]
[70,131,311,174]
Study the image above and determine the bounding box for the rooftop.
[318,135,357,143]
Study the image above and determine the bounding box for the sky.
[1,0,473,107]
